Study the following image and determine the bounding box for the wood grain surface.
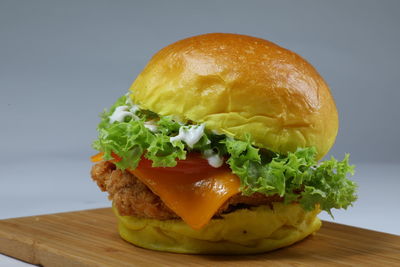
[0,208,399,266]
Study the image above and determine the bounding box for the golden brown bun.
[114,203,321,254]
[130,33,338,159]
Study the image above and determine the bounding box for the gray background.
[1,0,400,243]
[1,0,400,164]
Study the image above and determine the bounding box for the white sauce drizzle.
[144,120,158,132]
[170,124,205,148]
[203,149,224,168]
[112,96,222,168]
[125,92,133,105]
[124,92,141,114]
[109,106,139,123]
[129,104,140,114]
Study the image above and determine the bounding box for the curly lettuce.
[224,137,356,214]
[92,95,187,169]
[93,95,357,214]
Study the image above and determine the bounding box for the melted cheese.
[127,166,240,230]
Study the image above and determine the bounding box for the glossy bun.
[115,203,321,254]
[130,33,338,159]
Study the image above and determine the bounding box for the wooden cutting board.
[0,208,399,267]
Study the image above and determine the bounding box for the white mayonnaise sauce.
[124,93,141,114]
[125,92,134,106]
[129,104,140,114]
[203,149,224,168]
[170,124,205,148]
[144,120,158,132]
[109,106,139,123]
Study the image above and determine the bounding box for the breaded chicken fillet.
[91,161,282,220]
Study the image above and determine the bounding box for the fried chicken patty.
[91,161,282,220]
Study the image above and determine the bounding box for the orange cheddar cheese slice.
[127,163,241,230]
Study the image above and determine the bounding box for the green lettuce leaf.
[224,137,357,214]
[145,134,186,167]
[93,94,357,214]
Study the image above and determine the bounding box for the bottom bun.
[114,203,321,254]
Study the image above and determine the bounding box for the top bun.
[129,33,338,160]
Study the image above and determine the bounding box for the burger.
[90,33,357,254]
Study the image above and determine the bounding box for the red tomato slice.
[111,152,122,163]
[92,151,226,174]
[138,153,223,174]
